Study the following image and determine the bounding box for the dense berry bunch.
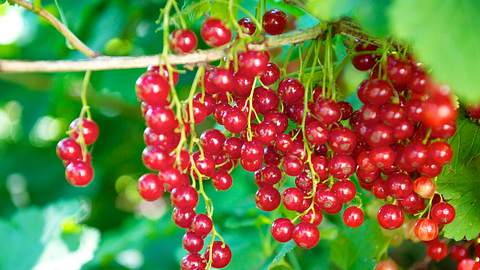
[424,237,480,270]
[56,117,98,186]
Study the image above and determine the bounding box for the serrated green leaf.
[389,0,480,103]
[330,219,390,270]
[304,0,392,36]
[262,241,296,270]
[437,118,480,240]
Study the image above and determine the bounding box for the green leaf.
[0,199,99,270]
[330,219,390,270]
[304,0,392,36]
[389,0,480,103]
[262,241,296,270]
[437,118,480,240]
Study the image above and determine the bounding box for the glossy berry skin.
[282,187,304,211]
[253,87,279,115]
[223,107,247,133]
[427,240,448,261]
[183,232,204,253]
[255,165,282,187]
[205,241,232,269]
[238,17,256,35]
[223,137,243,159]
[181,253,206,270]
[260,63,280,85]
[56,138,82,162]
[328,154,356,179]
[312,100,341,125]
[314,189,342,214]
[138,173,163,201]
[377,204,404,229]
[265,112,289,134]
[145,106,177,132]
[233,73,254,97]
[328,127,357,154]
[241,140,264,162]
[451,245,468,262]
[387,57,413,87]
[262,9,287,35]
[431,202,456,224]
[143,128,180,151]
[65,161,93,187]
[370,146,396,169]
[201,18,232,47]
[343,206,364,228]
[292,222,320,249]
[278,78,304,105]
[69,118,99,145]
[212,170,233,191]
[191,214,213,236]
[363,79,393,106]
[135,72,170,106]
[170,29,198,54]
[413,176,435,198]
[386,174,413,199]
[192,152,215,177]
[305,121,328,146]
[422,95,457,128]
[352,43,377,71]
[282,155,304,176]
[271,218,294,242]
[237,50,269,78]
[458,259,476,270]
[414,218,438,241]
[159,167,189,192]
[172,207,196,228]
[255,186,281,211]
[171,186,198,209]
[301,208,323,225]
[200,129,226,155]
[331,180,356,203]
[428,141,453,165]
[142,146,174,171]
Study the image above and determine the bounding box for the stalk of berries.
[350,42,458,242]
[56,71,98,187]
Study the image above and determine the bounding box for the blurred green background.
[0,0,468,269]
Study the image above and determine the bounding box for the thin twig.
[8,0,97,58]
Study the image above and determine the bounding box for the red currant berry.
[223,137,243,159]
[191,213,213,237]
[377,204,404,229]
[343,206,364,228]
[422,95,457,128]
[328,154,356,179]
[458,259,476,270]
[170,29,198,54]
[142,146,174,171]
[223,107,247,133]
[171,186,198,209]
[255,186,281,211]
[414,218,438,241]
[183,232,204,253]
[260,62,280,85]
[328,127,357,154]
[278,78,304,105]
[305,121,328,146]
[238,17,256,35]
[331,180,356,203]
[237,50,269,78]
[271,218,294,242]
[65,161,93,187]
[386,56,413,87]
[200,129,226,156]
[254,165,282,187]
[282,187,304,211]
[205,241,232,268]
[253,86,279,114]
[262,9,287,35]
[428,141,453,165]
[212,170,233,191]
[172,207,196,228]
[282,155,304,176]
[159,167,189,192]
[135,72,170,106]
[69,118,99,145]
[56,138,82,162]
[292,222,320,249]
[363,79,393,106]
[314,189,342,214]
[431,202,455,224]
[138,173,163,201]
[427,240,448,261]
[264,112,289,134]
[192,152,216,177]
[413,176,435,199]
[181,253,206,270]
[145,106,177,132]
[201,18,232,47]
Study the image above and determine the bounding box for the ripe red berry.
[138,173,163,201]
[255,186,281,211]
[252,86,279,114]
[65,161,94,187]
[305,121,328,146]
[428,141,453,165]
[292,222,320,249]
[422,95,457,128]
[278,78,304,105]
[69,118,99,145]
[238,17,256,35]
[413,176,435,198]
[200,129,226,155]
[414,218,438,241]
[343,206,364,228]
[363,79,393,106]
[377,204,404,229]
[255,165,282,186]
[135,72,170,106]
[205,241,232,268]
[312,99,341,124]
[264,112,289,134]
[262,9,287,35]
[192,152,216,177]
[282,155,304,176]
[431,202,455,224]
[260,63,280,85]
[223,137,243,159]
[237,50,269,78]
[201,18,232,47]
[170,29,198,54]
[328,127,357,154]
[282,187,304,211]
[191,213,213,237]
[223,107,247,133]
[386,56,413,87]
[56,138,82,162]
[171,186,199,209]
[181,253,206,270]
[212,170,233,191]
[172,207,196,228]
[142,146,174,171]
[271,218,294,242]
[331,180,356,203]
[427,240,448,261]
[183,231,204,253]
[314,189,342,214]
[145,106,178,132]
[328,154,356,179]
[386,174,413,199]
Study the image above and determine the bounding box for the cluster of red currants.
[56,118,99,186]
[425,237,480,270]
[350,44,458,243]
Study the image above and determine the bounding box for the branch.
[0,20,372,73]
[9,0,97,58]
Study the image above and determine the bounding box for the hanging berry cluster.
[56,72,99,187]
